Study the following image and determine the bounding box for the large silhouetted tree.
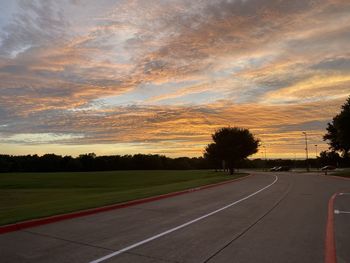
[318,150,341,167]
[204,143,221,171]
[205,127,259,175]
[324,96,350,158]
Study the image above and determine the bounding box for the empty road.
[1,172,349,263]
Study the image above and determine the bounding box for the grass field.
[0,170,246,226]
[331,168,350,178]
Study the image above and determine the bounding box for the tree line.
[0,153,211,173]
[0,152,348,173]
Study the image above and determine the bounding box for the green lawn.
[330,168,350,178]
[0,170,246,226]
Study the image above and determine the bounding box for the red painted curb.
[0,174,253,235]
[325,192,338,263]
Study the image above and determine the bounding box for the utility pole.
[315,144,318,170]
[302,132,309,172]
[315,144,318,158]
[263,145,267,171]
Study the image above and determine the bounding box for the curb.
[325,192,338,263]
[0,174,252,235]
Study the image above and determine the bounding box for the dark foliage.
[324,96,350,157]
[317,150,350,167]
[0,153,211,173]
[0,152,348,173]
[205,127,259,174]
[203,143,221,170]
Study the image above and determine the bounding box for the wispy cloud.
[0,0,349,157]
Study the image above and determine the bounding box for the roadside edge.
[0,173,253,235]
[325,192,338,263]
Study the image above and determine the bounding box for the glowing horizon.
[0,0,349,158]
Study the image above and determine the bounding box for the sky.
[0,0,349,158]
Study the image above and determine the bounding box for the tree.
[204,143,221,171]
[318,150,341,167]
[324,96,350,158]
[204,127,259,175]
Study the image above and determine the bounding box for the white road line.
[334,210,350,214]
[89,175,278,263]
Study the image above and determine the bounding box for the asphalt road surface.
[334,192,350,263]
[1,172,349,263]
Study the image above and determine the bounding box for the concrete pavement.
[334,193,350,263]
[1,172,349,263]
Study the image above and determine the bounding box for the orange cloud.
[1,98,344,157]
[1,0,350,158]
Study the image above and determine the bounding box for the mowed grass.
[0,170,246,226]
[331,168,350,178]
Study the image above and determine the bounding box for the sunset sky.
[0,0,349,158]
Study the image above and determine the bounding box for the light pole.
[262,146,267,171]
[315,144,318,170]
[315,144,318,158]
[302,132,309,172]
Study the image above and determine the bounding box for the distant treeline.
[0,153,209,172]
[0,152,348,173]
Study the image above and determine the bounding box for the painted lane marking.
[89,175,278,263]
[334,210,350,214]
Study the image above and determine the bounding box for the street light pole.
[302,132,309,172]
[315,144,318,171]
[262,146,267,171]
[315,144,318,158]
